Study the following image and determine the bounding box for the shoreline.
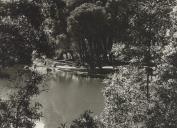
[31,58,118,78]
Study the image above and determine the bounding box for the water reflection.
[0,70,104,128]
[35,121,45,128]
[38,71,104,128]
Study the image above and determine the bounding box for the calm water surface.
[0,70,105,128]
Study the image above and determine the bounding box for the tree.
[41,0,67,36]
[67,3,112,70]
[8,0,44,30]
[0,22,34,66]
[40,0,71,59]
[70,110,98,128]
[0,71,43,128]
[132,0,176,101]
[100,66,148,128]
[100,1,177,128]
[57,110,99,128]
[146,6,177,127]
[66,0,94,11]
[111,0,176,100]
[0,0,54,67]
[105,0,136,43]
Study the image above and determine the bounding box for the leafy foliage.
[70,110,98,128]
[0,0,54,67]
[67,3,112,69]
[0,71,43,128]
[146,40,177,128]
[100,1,177,128]
[100,66,148,128]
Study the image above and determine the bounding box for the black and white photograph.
[0,0,177,128]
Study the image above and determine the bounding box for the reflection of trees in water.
[0,71,45,128]
[48,71,102,87]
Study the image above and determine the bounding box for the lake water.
[0,70,105,128]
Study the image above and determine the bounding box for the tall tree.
[67,3,112,70]
[132,0,175,100]
[146,5,177,127]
